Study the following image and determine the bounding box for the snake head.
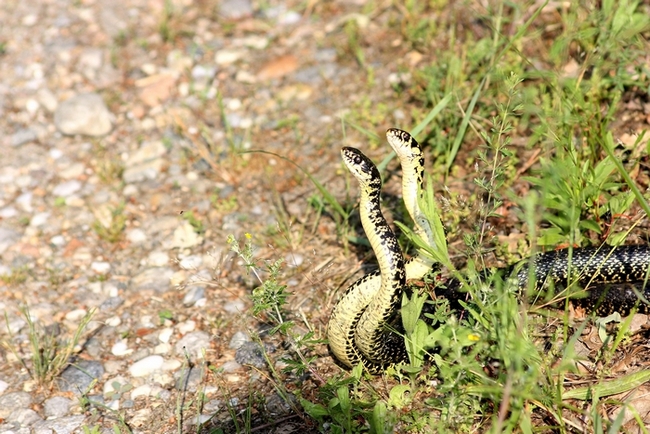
[341,147,381,187]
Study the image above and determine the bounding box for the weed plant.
[2,306,95,386]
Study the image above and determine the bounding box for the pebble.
[31,414,86,434]
[123,141,167,183]
[130,267,174,292]
[229,331,250,349]
[64,308,88,321]
[111,339,133,356]
[147,250,169,267]
[158,327,173,343]
[52,180,82,197]
[0,207,17,218]
[129,355,164,377]
[215,49,245,65]
[179,255,202,269]
[0,391,32,418]
[30,212,51,227]
[162,359,182,371]
[174,331,211,358]
[90,261,111,274]
[173,366,203,392]
[11,128,37,147]
[57,360,105,396]
[126,228,147,244]
[223,299,246,314]
[171,221,204,249]
[0,380,9,394]
[182,285,205,307]
[177,320,196,334]
[0,227,21,254]
[235,341,267,369]
[131,384,164,399]
[285,253,304,267]
[99,296,124,311]
[220,360,242,373]
[8,408,42,426]
[54,93,113,136]
[51,235,66,247]
[43,396,73,418]
[217,0,253,20]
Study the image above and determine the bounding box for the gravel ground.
[0,0,423,432]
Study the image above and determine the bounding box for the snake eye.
[353,155,362,165]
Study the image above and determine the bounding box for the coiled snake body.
[329,129,650,372]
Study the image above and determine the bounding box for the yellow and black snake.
[329,129,650,372]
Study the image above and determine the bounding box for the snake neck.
[386,129,437,261]
[353,184,408,364]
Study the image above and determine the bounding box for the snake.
[329,129,650,372]
[328,129,438,372]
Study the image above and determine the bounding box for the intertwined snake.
[329,129,650,372]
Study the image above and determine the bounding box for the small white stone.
[30,212,51,227]
[126,228,147,244]
[285,253,303,267]
[65,309,88,321]
[49,148,64,159]
[123,184,139,196]
[242,35,268,49]
[179,255,202,269]
[221,360,241,373]
[192,414,213,425]
[0,207,17,218]
[223,299,246,314]
[235,70,256,83]
[154,343,171,354]
[0,380,9,394]
[141,63,157,75]
[16,192,33,212]
[226,98,242,110]
[22,14,38,26]
[177,320,196,334]
[140,315,155,328]
[131,384,164,399]
[171,221,203,249]
[91,261,111,274]
[147,251,169,267]
[52,180,82,197]
[215,49,244,65]
[129,355,164,377]
[162,359,182,371]
[111,339,133,356]
[50,235,66,247]
[26,99,40,114]
[106,315,121,327]
[158,327,173,343]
